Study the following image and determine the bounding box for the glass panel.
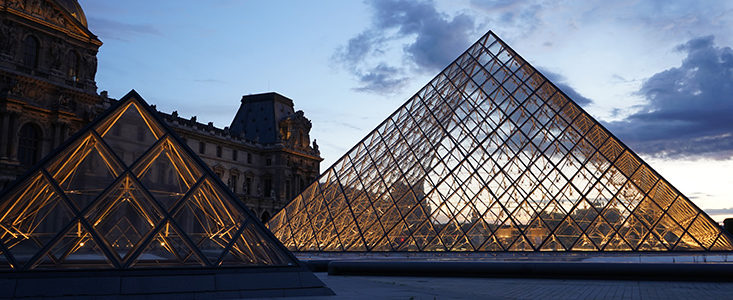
[134,138,202,210]
[173,178,245,264]
[221,222,295,266]
[33,221,114,269]
[0,174,74,267]
[86,176,163,260]
[96,102,164,166]
[46,134,123,210]
[131,221,203,268]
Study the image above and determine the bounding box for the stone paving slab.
[249,273,733,299]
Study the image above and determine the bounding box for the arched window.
[18,123,42,166]
[68,51,80,80]
[22,36,39,68]
[261,211,271,223]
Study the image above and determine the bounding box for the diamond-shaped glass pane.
[96,101,164,166]
[0,174,74,266]
[86,176,163,260]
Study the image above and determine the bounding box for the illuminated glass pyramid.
[0,91,302,270]
[268,31,733,252]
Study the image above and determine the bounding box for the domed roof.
[55,0,87,27]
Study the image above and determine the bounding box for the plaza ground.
[291,273,733,299]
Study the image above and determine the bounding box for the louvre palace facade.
[0,0,321,222]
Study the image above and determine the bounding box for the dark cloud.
[87,17,160,41]
[353,64,408,94]
[334,0,476,94]
[606,36,733,159]
[536,67,593,107]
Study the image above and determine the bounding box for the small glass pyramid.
[267,31,733,252]
[0,90,298,270]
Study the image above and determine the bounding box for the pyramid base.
[0,266,334,299]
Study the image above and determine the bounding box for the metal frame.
[267,31,733,252]
[0,90,304,270]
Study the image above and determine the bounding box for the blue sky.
[82,0,733,221]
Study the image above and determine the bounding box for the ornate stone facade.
[0,0,109,190]
[0,0,322,222]
[158,93,322,222]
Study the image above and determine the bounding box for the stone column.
[0,112,7,159]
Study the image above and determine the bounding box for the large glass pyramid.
[267,31,733,252]
[0,90,301,270]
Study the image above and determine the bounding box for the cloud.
[704,207,733,215]
[334,0,477,94]
[536,67,592,107]
[87,17,160,41]
[606,35,733,159]
[353,63,408,94]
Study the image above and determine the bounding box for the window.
[216,145,222,157]
[266,157,272,166]
[68,51,80,80]
[22,36,39,68]
[264,177,272,198]
[229,175,237,193]
[247,153,252,164]
[245,177,252,195]
[18,123,41,166]
[198,141,205,154]
[232,150,238,161]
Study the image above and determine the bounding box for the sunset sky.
[81,0,733,221]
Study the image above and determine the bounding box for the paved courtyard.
[285,273,733,299]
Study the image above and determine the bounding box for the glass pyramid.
[0,90,299,270]
[267,31,733,252]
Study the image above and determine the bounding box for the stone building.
[159,92,322,222]
[0,0,321,221]
[0,0,106,188]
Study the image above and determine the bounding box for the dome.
[55,0,87,28]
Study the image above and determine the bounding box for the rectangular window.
[264,178,272,197]
[199,142,205,154]
[232,150,238,161]
[230,175,237,193]
[266,158,272,166]
[216,145,222,157]
[245,177,252,195]
[247,153,252,164]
